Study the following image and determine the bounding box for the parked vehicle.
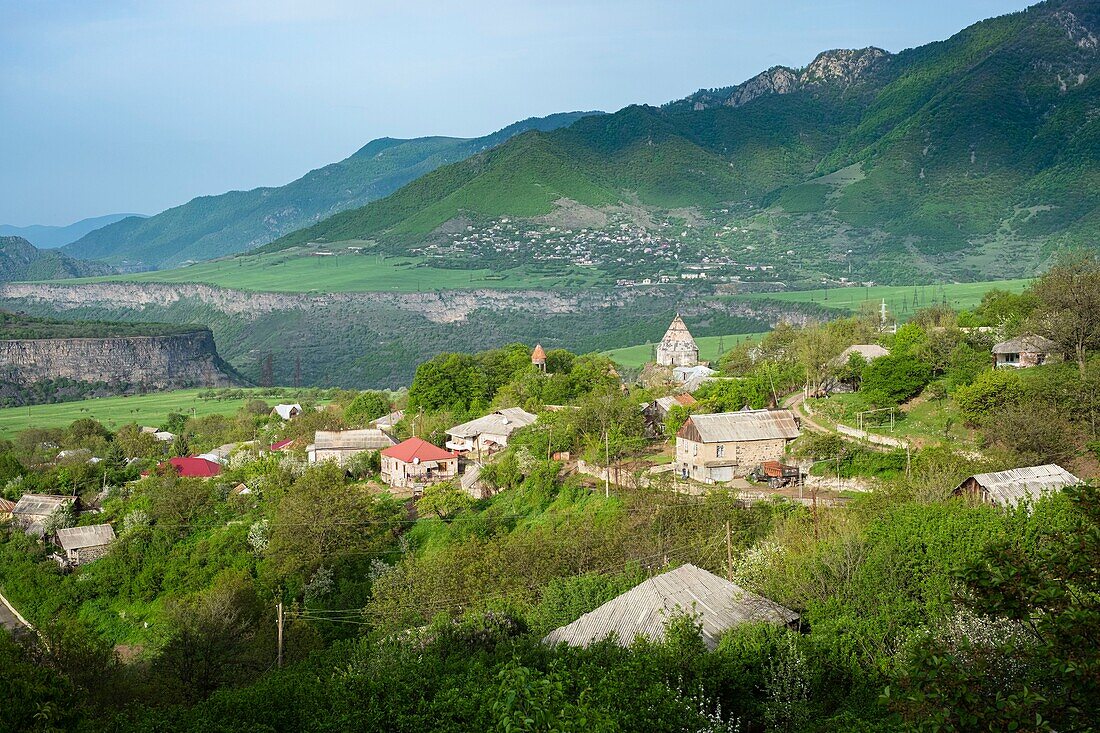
[752,460,801,488]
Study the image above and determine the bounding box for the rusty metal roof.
[542,564,798,650]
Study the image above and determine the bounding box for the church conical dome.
[656,314,699,367]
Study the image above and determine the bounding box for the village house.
[445,407,538,455]
[953,464,1081,507]
[369,410,405,432]
[307,429,398,465]
[269,438,295,452]
[542,564,797,650]
[12,494,76,537]
[991,335,1059,368]
[831,344,890,366]
[272,403,303,420]
[55,524,116,566]
[656,315,700,367]
[642,394,697,436]
[161,456,223,478]
[141,426,176,442]
[676,409,800,484]
[380,437,459,490]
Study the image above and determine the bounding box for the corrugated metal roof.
[543,564,798,650]
[313,429,397,451]
[447,408,537,439]
[0,498,16,513]
[12,494,73,517]
[960,464,1081,506]
[683,410,800,443]
[992,335,1057,355]
[56,524,115,551]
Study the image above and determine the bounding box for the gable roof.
[12,494,73,517]
[312,429,397,451]
[446,408,538,439]
[382,437,457,464]
[56,524,115,551]
[370,410,405,430]
[679,410,800,443]
[660,315,698,351]
[543,564,797,650]
[832,344,890,365]
[167,456,222,478]
[992,335,1058,355]
[270,438,295,451]
[957,464,1082,506]
[531,343,547,363]
[273,403,302,420]
[0,498,15,514]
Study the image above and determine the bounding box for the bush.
[954,369,1022,423]
[860,355,932,406]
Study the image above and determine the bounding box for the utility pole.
[276,600,284,669]
[725,520,733,581]
[604,430,610,499]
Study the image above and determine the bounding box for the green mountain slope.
[266,0,1100,283]
[62,112,600,269]
[0,237,114,282]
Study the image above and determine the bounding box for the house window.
[716,445,725,458]
[692,443,698,456]
[1003,353,1019,363]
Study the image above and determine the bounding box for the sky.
[1,0,1034,226]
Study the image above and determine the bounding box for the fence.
[835,423,909,449]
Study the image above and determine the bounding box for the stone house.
[676,409,800,484]
[55,524,116,566]
[445,407,537,455]
[307,429,397,465]
[11,494,76,537]
[381,437,459,490]
[642,394,697,436]
[656,315,700,367]
[992,335,1059,368]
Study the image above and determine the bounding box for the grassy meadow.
[0,389,305,437]
[737,279,1032,320]
[73,248,603,293]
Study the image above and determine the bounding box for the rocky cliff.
[0,329,238,393]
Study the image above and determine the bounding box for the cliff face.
[0,329,237,392]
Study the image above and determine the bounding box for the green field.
[738,279,1032,320]
[73,248,604,293]
[604,332,766,369]
[0,389,302,437]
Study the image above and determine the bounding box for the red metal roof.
[166,456,222,478]
[382,437,456,464]
[270,439,294,451]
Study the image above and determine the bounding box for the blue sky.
[1,0,1033,226]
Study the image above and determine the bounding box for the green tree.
[860,355,932,406]
[343,391,391,427]
[1031,252,1100,375]
[954,368,1022,423]
[417,479,473,521]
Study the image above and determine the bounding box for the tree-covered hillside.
[0,237,114,282]
[267,0,1100,282]
[61,112,600,270]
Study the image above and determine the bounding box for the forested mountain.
[268,0,1100,282]
[61,112,601,270]
[0,237,114,282]
[0,213,143,249]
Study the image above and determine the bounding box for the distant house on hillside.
[272,403,303,421]
[381,437,458,490]
[992,335,1059,368]
[642,394,697,436]
[141,426,176,442]
[12,494,76,537]
[269,438,295,452]
[307,429,397,465]
[445,408,537,455]
[542,564,798,650]
[162,456,223,478]
[676,409,800,483]
[56,524,116,566]
[369,410,405,432]
[673,365,717,392]
[830,344,890,367]
[953,464,1081,507]
[657,315,700,367]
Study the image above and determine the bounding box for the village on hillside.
[2,253,1099,731]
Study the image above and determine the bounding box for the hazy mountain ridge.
[0,213,144,249]
[61,111,601,269]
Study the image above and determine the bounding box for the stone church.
[656,314,699,367]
